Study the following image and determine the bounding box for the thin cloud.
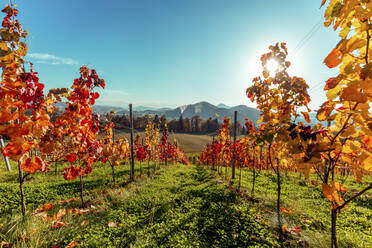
[103,89,129,96]
[97,70,105,75]
[28,53,78,66]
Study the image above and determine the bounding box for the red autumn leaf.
[51,221,66,229]
[66,154,77,163]
[92,92,99,100]
[41,203,54,211]
[100,79,105,89]
[63,165,81,180]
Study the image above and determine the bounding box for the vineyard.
[0,1,371,248]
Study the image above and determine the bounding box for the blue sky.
[11,0,340,110]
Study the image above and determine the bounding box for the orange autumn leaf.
[311,180,319,187]
[323,48,342,68]
[320,0,327,8]
[65,241,78,248]
[280,207,294,213]
[322,183,343,203]
[39,203,54,211]
[301,112,311,123]
[20,156,47,174]
[324,76,341,90]
[281,224,288,233]
[331,181,346,193]
[340,85,367,103]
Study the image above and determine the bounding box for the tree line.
[50,108,248,135]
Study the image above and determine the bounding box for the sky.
[8,0,340,110]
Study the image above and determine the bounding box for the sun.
[265,58,280,76]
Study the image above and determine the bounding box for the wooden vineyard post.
[0,136,11,171]
[232,111,237,179]
[129,104,135,181]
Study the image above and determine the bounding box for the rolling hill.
[116,101,260,124]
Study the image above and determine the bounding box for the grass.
[1,157,371,248]
[0,163,281,247]
[207,165,372,248]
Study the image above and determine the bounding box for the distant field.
[115,131,214,153]
[1,132,213,155]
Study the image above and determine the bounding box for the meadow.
[0,160,370,248]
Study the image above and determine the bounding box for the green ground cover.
[0,161,370,247]
[0,163,280,247]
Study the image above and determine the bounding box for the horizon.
[14,0,339,111]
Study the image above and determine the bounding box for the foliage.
[0,164,281,248]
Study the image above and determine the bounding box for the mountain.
[117,101,260,124]
[93,105,126,113]
[54,101,259,124]
[133,106,172,111]
[217,103,231,109]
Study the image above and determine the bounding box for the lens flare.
[265,58,279,76]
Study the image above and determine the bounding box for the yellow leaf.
[339,24,350,39]
[362,153,372,171]
[17,42,28,57]
[0,41,8,51]
[342,144,353,153]
[326,85,342,100]
[345,36,365,54]
[340,126,356,138]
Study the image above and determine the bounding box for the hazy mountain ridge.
[115,101,260,124]
[55,101,328,126]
